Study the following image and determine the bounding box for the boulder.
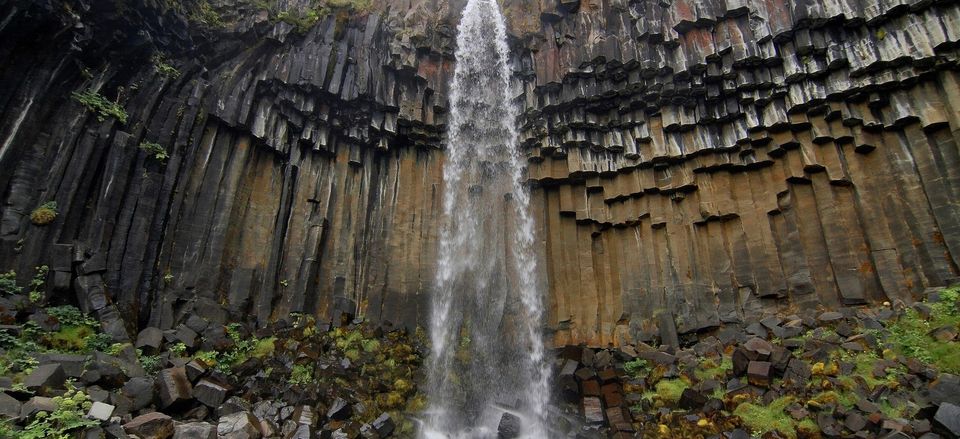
[23,363,65,392]
[0,392,21,419]
[747,361,773,387]
[122,376,155,411]
[123,412,174,439]
[678,388,708,410]
[217,396,251,418]
[193,378,230,408]
[136,327,164,352]
[933,402,960,438]
[218,411,262,439]
[497,412,521,439]
[928,374,960,406]
[844,412,867,432]
[20,396,56,418]
[38,353,87,378]
[156,367,193,409]
[326,397,352,421]
[86,401,115,421]
[372,412,395,437]
[582,396,604,424]
[185,359,209,382]
[174,325,198,349]
[173,421,216,439]
[818,312,844,323]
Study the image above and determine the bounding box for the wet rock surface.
[0,0,958,348]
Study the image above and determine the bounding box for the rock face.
[1,0,959,346]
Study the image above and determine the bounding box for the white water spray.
[421,0,550,437]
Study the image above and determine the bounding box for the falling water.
[421,0,550,437]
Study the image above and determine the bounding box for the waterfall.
[421,0,551,437]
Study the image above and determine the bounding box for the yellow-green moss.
[654,379,688,404]
[30,202,58,226]
[734,396,798,439]
[251,337,276,358]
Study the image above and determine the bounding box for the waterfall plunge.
[421,0,551,437]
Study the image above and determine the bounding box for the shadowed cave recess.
[1,0,960,437]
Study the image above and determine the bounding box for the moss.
[251,337,276,358]
[809,390,856,410]
[46,326,95,352]
[797,418,818,434]
[734,396,798,439]
[654,379,688,404]
[30,202,58,226]
[361,338,380,353]
[345,349,360,361]
[879,400,911,419]
[696,356,732,381]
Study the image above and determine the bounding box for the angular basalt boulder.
[156,367,193,410]
[193,378,230,408]
[173,422,216,439]
[23,363,65,392]
[217,411,262,439]
[123,412,174,439]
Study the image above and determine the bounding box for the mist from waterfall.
[420,0,551,437]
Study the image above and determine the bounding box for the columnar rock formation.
[1,0,959,347]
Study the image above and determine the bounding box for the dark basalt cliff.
[1,0,960,347]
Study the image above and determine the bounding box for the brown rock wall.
[1,0,959,346]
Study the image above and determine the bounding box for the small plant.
[163,272,174,284]
[195,351,219,366]
[0,271,20,295]
[137,349,162,375]
[279,279,289,287]
[28,266,48,303]
[71,90,127,123]
[151,54,181,78]
[46,305,98,328]
[289,363,313,385]
[84,333,113,353]
[138,141,169,162]
[624,358,650,377]
[189,0,224,27]
[169,342,187,356]
[30,201,58,226]
[13,384,98,439]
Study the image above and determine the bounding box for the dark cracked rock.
[934,402,960,438]
[497,412,521,439]
[326,397,352,421]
